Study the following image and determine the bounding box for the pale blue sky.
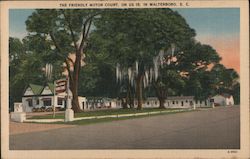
[173,8,240,36]
[9,8,240,40]
[9,9,34,39]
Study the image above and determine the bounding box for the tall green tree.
[9,37,47,110]
[232,82,240,105]
[9,37,26,111]
[210,64,239,95]
[26,9,100,112]
[78,49,118,98]
[175,41,221,100]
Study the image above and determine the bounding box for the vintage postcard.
[1,0,249,159]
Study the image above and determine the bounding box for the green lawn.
[28,108,185,119]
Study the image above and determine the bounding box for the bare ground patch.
[9,121,76,135]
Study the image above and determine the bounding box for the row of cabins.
[21,83,234,112]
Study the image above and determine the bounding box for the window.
[147,102,150,105]
[176,101,178,104]
[195,100,198,104]
[36,99,39,105]
[28,99,32,107]
[205,101,207,106]
[186,100,188,103]
[172,101,175,104]
[190,101,193,106]
[181,101,184,106]
[58,98,63,105]
[200,101,202,104]
[43,99,52,106]
[155,101,158,105]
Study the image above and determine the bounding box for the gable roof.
[47,83,54,92]
[29,84,44,95]
[40,83,55,95]
[24,83,55,96]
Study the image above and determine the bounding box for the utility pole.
[53,80,56,118]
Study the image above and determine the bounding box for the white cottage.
[117,96,209,109]
[211,94,234,106]
[85,97,118,110]
[115,96,209,109]
[22,83,87,112]
[165,96,210,108]
[114,98,157,108]
[143,97,159,108]
[165,96,194,108]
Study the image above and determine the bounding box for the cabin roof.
[29,84,44,95]
[86,97,113,101]
[167,96,194,100]
[146,97,158,100]
[26,83,55,96]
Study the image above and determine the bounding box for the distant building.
[165,96,210,108]
[143,97,159,108]
[211,94,234,106]
[85,97,117,109]
[129,96,210,109]
[165,96,194,108]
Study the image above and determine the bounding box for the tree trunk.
[70,50,82,113]
[154,83,166,109]
[121,98,128,109]
[159,98,165,109]
[136,74,143,110]
[70,82,81,113]
[127,83,134,109]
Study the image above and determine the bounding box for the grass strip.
[28,108,186,119]
[26,109,196,125]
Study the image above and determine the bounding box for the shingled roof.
[29,84,44,95]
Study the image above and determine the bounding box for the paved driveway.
[10,106,240,149]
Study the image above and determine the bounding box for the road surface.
[10,106,240,149]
